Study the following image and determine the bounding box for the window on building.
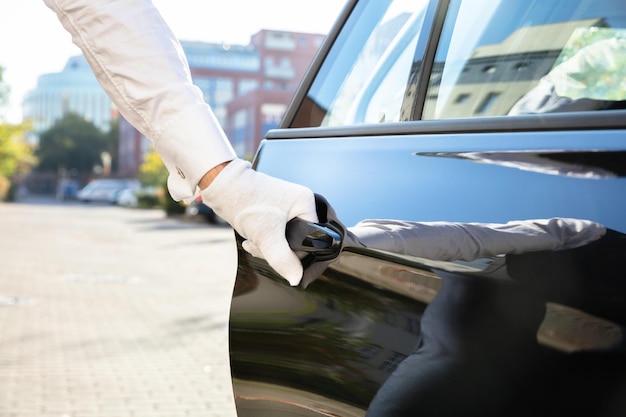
[239,79,259,96]
[423,0,626,119]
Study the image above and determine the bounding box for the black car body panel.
[229,0,626,415]
[254,127,626,229]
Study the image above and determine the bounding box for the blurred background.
[0,2,345,416]
[0,0,345,204]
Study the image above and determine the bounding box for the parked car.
[228,1,626,416]
[112,186,161,208]
[113,187,138,207]
[77,179,140,203]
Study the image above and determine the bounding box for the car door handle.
[286,218,343,261]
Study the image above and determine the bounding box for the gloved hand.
[288,194,366,288]
[200,158,318,286]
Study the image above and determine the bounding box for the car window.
[423,0,626,119]
[290,0,429,128]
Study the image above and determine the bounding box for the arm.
[44,0,318,285]
[43,0,235,201]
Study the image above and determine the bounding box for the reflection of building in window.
[425,18,605,119]
[482,65,497,74]
[455,93,470,104]
[509,33,626,115]
[475,92,500,113]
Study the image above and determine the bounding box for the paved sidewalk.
[0,197,238,417]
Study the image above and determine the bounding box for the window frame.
[279,0,626,134]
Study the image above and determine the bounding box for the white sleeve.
[43,0,237,202]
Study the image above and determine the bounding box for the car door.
[229,1,626,416]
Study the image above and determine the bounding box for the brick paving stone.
[0,197,238,417]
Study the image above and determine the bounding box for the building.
[117,30,325,177]
[185,41,260,127]
[116,40,262,177]
[22,55,114,138]
[227,30,325,157]
[22,29,325,178]
[423,19,605,119]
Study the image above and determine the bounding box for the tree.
[137,149,168,186]
[0,66,36,200]
[0,122,35,177]
[36,112,108,174]
[138,149,186,215]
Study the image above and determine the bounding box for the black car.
[228,1,626,416]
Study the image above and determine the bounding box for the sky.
[0,1,347,123]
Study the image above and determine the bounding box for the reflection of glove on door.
[348,218,606,261]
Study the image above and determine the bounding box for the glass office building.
[22,55,113,138]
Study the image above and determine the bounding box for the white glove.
[200,159,318,286]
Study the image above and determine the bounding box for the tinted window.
[291,0,428,127]
[423,0,626,119]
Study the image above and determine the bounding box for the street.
[0,197,238,417]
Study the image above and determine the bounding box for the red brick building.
[116,29,325,177]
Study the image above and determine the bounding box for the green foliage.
[36,112,109,173]
[555,28,622,67]
[0,121,36,201]
[0,176,10,201]
[136,192,161,208]
[0,66,36,200]
[161,183,186,215]
[138,150,187,214]
[138,149,168,186]
[552,27,626,100]
[0,121,36,178]
[3,179,18,202]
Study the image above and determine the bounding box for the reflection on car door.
[229,0,626,416]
